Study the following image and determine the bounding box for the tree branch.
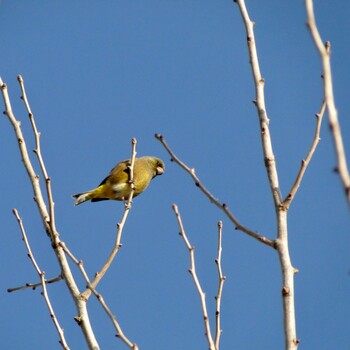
[155,134,274,248]
[12,208,70,350]
[0,76,100,350]
[282,100,326,209]
[214,220,225,350]
[17,75,58,233]
[7,275,63,293]
[305,0,350,206]
[234,0,282,209]
[60,242,138,349]
[172,204,216,350]
[233,1,299,348]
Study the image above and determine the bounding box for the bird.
[72,156,165,205]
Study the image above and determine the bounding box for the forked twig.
[306,0,350,206]
[155,134,274,248]
[81,138,137,301]
[60,242,138,349]
[172,204,216,350]
[12,209,69,350]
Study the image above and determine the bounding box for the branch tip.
[154,133,163,140]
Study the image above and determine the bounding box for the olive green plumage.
[72,156,165,205]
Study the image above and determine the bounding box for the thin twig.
[7,275,63,293]
[282,100,326,209]
[305,0,350,206]
[17,75,58,233]
[12,209,70,350]
[214,221,226,350]
[172,204,216,350]
[81,138,137,301]
[60,242,138,349]
[91,289,139,350]
[155,134,274,248]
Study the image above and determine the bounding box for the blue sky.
[1,1,349,349]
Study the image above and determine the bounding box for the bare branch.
[60,242,138,349]
[233,1,299,348]
[17,75,58,232]
[234,0,282,209]
[214,221,225,350]
[7,275,63,293]
[0,77,51,234]
[172,204,216,350]
[0,77,100,349]
[305,0,350,206]
[91,290,139,350]
[282,100,326,209]
[155,134,274,248]
[81,138,137,301]
[12,209,70,350]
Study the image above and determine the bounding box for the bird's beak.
[156,166,164,175]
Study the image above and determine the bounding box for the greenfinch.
[72,156,165,205]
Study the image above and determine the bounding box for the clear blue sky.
[1,1,349,349]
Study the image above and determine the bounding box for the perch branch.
[172,204,216,350]
[155,134,274,248]
[81,138,137,301]
[306,0,350,206]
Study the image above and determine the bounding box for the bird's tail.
[72,191,95,206]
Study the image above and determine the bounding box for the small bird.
[72,156,165,205]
